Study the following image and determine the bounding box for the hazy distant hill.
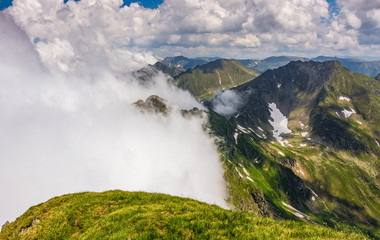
[161,56,219,70]
[238,56,380,77]
[238,56,308,72]
[312,56,380,77]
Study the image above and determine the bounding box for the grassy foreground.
[0,191,369,239]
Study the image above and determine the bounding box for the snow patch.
[246,176,254,182]
[376,140,380,147]
[310,189,319,198]
[301,132,308,137]
[299,121,305,128]
[237,125,250,134]
[258,127,264,132]
[300,143,307,147]
[339,96,351,101]
[234,132,239,144]
[268,103,291,144]
[235,167,244,178]
[312,196,315,201]
[277,83,281,88]
[278,151,285,157]
[342,108,356,118]
[356,120,363,125]
[248,127,265,139]
[281,201,309,219]
[242,167,250,176]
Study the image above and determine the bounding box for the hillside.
[0,191,368,239]
[208,61,380,238]
[174,59,260,100]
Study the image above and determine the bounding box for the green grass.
[175,59,260,100]
[0,191,370,239]
[207,105,380,238]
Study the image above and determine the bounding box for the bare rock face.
[375,73,380,81]
[133,95,171,115]
[181,107,205,119]
[1,221,9,231]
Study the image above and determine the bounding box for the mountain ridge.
[174,59,260,100]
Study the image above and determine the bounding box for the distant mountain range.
[161,56,220,70]
[158,55,380,77]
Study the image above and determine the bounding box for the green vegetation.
[175,59,260,100]
[0,191,369,239]
[206,61,380,238]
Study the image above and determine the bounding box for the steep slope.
[174,59,260,100]
[375,73,380,81]
[230,61,379,151]
[208,61,380,237]
[0,191,368,239]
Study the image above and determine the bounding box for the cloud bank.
[0,11,227,225]
[4,0,380,60]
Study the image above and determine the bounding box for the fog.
[0,11,227,225]
[211,90,244,117]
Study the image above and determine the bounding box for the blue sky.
[0,0,164,10]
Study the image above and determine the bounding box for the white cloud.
[212,90,244,117]
[3,0,380,59]
[0,10,227,226]
[367,9,380,28]
[233,34,261,48]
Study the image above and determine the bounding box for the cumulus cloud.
[0,10,227,226]
[3,0,380,59]
[211,90,244,117]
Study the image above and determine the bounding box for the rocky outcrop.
[249,188,271,217]
[133,95,171,115]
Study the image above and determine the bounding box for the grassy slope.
[0,191,369,239]
[208,110,380,239]
[175,59,260,100]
